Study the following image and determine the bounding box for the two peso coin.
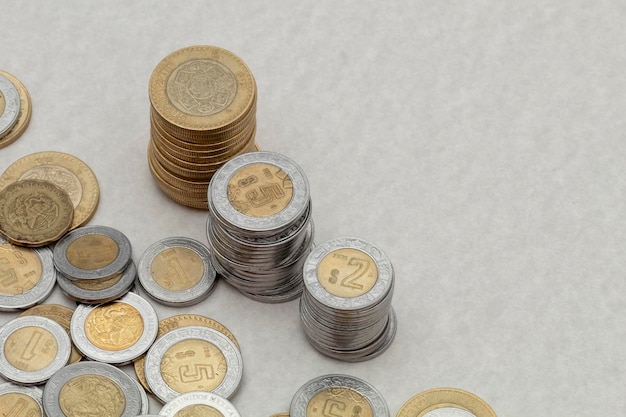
[396,388,498,417]
[290,374,389,417]
[70,292,158,365]
[56,259,136,304]
[160,391,241,417]
[42,361,143,417]
[0,382,43,416]
[0,316,71,385]
[138,236,217,306]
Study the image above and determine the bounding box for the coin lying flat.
[0,70,31,149]
[0,179,74,247]
[0,72,20,137]
[0,151,100,229]
[160,391,242,417]
[396,388,497,417]
[0,382,43,416]
[290,374,389,417]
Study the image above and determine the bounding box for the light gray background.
[2,1,625,415]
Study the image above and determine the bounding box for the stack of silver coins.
[53,225,136,303]
[300,237,397,361]
[206,151,314,302]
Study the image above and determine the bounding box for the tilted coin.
[144,326,243,403]
[70,292,158,365]
[0,72,20,137]
[160,391,241,417]
[396,388,497,417]
[131,374,150,415]
[0,151,100,229]
[0,70,32,149]
[138,236,217,306]
[0,179,74,247]
[0,382,43,416]
[42,361,143,417]
[19,303,83,364]
[56,259,136,304]
[0,316,71,385]
[53,225,132,280]
[290,374,389,417]
[0,237,56,311]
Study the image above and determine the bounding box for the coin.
[70,292,158,365]
[290,374,389,417]
[0,237,56,311]
[160,391,241,417]
[0,382,43,416]
[131,374,150,415]
[0,72,20,137]
[56,259,136,303]
[396,388,498,417]
[138,236,217,306]
[0,316,71,385]
[53,225,132,280]
[0,151,100,229]
[42,361,143,417]
[19,303,83,364]
[0,179,74,247]
[0,71,31,149]
[144,325,243,403]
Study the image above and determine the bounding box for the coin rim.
[159,391,242,417]
[0,73,20,136]
[56,260,136,303]
[395,387,498,417]
[0,382,43,414]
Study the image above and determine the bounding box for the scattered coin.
[0,70,31,149]
[0,382,43,416]
[396,388,497,417]
[56,259,136,304]
[0,179,74,247]
[160,391,241,417]
[0,72,21,138]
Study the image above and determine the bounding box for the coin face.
[84,301,145,351]
[151,246,204,290]
[4,326,59,371]
[159,391,241,417]
[317,248,378,298]
[396,388,497,417]
[0,383,43,417]
[0,71,32,149]
[66,234,119,270]
[306,387,374,417]
[0,179,74,247]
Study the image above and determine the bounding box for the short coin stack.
[206,151,314,302]
[0,70,31,149]
[148,45,258,209]
[300,237,397,361]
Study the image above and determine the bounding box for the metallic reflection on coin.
[0,71,32,149]
[0,73,20,137]
[160,391,242,417]
[396,388,497,417]
[0,382,43,416]
[56,260,136,304]
[290,374,389,417]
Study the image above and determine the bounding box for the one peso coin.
[396,388,497,417]
[0,382,43,417]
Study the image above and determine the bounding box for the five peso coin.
[0,382,43,416]
[160,391,241,417]
[396,388,497,417]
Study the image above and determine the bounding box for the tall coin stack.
[206,151,314,302]
[148,45,258,209]
[300,237,397,361]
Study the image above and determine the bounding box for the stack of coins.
[0,70,32,149]
[206,151,314,302]
[148,45,258,209]
[299,237,397,361]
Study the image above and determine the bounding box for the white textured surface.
[3,1,626,415]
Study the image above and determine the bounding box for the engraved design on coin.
[159,391,241,417]
[5,326,58,371]
[306,387,374,417]
[176,404,223,417]
[0,383,43,417]
[151,247,204,291]
[0,74,20,137]
[84,302,145,351]
[20,165,83,207]
[66,234,120,270]
[59,374,126,416]
[317,248,378,298]
[0,242,42,295]
[167,59,237,117]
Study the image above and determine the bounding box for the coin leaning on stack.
[148,45,258,209]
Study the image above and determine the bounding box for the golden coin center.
[306,387,374,417]
[0,242,42,295]
[227,163,293,217]
[317,248,379,298]
[0,392,41,416]
[167,59,237,117]
[73,272,123,291]
[4,326,58,371]
[84,302,144,351]
[59,374,126,417]
[151,247,205,291]
[66,234,120,270]
[174,404,224,417]
[160,338,227,394]
[20,164,83,208]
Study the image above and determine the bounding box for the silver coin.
[138,236,217,306]
[160,391,242,417]
[290,374,389,417]
[0,73,21,137]
[0,382,43,416]
[42,361,142,417]
[53,225,132,280]
[144,326,243,403]
[131,372,150,415]
[0,316,71,385]
[56,259,136,304]
[0,237,56,311]
[70,292,158,365]
[423,408,478,417]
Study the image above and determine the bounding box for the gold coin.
[0,70,32,149]
[84,301,144,351]
[396,388,497,417]
[72,272,123,291]
[270,414,289,417]
[59,374,126,416]
[307,387,374,417]
[4,326,59,371]
[0,179,74,247]
[317,248,379,298]
[0,151,100,230]
[65,234,119,270]
[19,303,83,364]
[0,392,41,416]
[0,242,42,295]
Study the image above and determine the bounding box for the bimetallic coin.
[42,361,142,417]
[0,179,74,247]
[53,225,132,280]
[138,237,217,306]
[396,388,497,417]
[0,382,43,416]
[0,73,20,137]
[144,326,243,403]
[70,292,158,365]
[130,374,150,415]
[160,391,241,417]
[290,374,389,417]
[0,316,71,385]
[0,237,56,311]
[56,259,136,304]
[0,71,32,149]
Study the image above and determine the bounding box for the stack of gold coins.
[148,45,258,209]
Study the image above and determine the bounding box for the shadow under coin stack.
[206,151,314,302]
[148,45,258,209]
